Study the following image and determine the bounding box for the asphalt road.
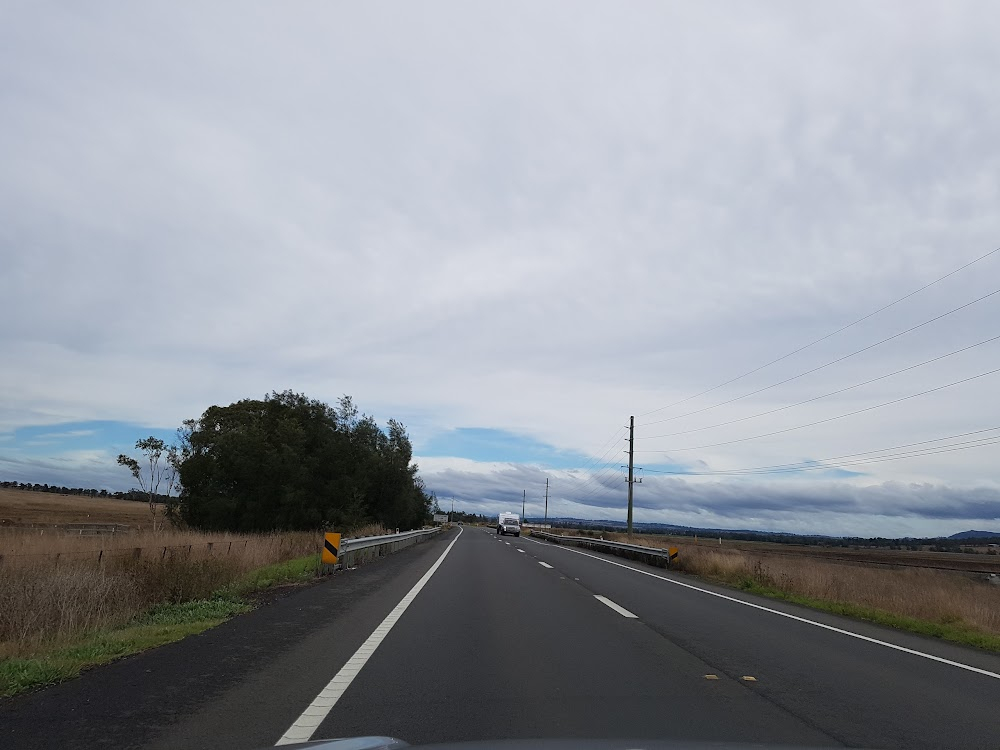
[4,526,1000,749]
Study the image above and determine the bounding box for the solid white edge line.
[538,561,553,568]
[275,526,464,745]
[523,536,1000,681]
[594,594,638,618]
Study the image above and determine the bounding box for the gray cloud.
[419,459,1000,537]
[0,451,125,492]
[2,2,1000,534]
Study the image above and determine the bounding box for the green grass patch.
[0,604,244,698]
[0,556,320,699]
[223,553,321,596]
[728,577,1000,653]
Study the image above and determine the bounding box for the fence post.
[98,549,103,564]
[161,547,167,560]
[228,541,233,554]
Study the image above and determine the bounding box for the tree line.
[0,482,159,502]
[7,391,434,534]
[168,391,433,532]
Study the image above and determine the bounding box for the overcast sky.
[2,1,999,537]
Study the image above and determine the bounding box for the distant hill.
[527,516,830,538]
[948,530,1000,540]
[524,516,1000,544]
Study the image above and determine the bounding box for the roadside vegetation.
[675,546,1000,651]
[174,391,433,532]
[544,527,1000,652]
[0,388,433,699]
[0,523,387,698]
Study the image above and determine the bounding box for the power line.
[561,426,628,485]
[646,427,1000,476]
[559,442,629,499]
[641,431,1000,477]
[568,432,633,497]
[638,246,1000,420]
[641,333,1000,440]
[638,364,1000,452]
[639,286,1000,428]
[516,427,625,511]
[557,425,634,504]
[575,474,626,503]
[566,452,630,496]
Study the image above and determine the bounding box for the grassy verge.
[222,553,322,596]
[729,577,1000,653]
[665,546,1000,655]
[0,554,319,698]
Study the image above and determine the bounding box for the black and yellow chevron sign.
[322,532,341,564]
[668,546,679,562]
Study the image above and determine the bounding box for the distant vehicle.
[497,512,520,536]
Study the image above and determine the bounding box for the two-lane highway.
[5,526,1000,749]
[298,526,835,746]
[516,533,1000,748]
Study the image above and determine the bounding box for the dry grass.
[347,523,390,539]
[552,525,1000,573]
[0,487,162,527]
[0,521,387,657]
[675,546,1000,635]
[1,525,314,564]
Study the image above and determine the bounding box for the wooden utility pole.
[544,478,549,524]
[627,415,635,536]
[522,489,526,520]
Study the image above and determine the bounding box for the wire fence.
[0,537,318,567]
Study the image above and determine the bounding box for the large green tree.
[175,391,432,532]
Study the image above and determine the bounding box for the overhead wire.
[573,249,1000,504]
[637,246,1000,420]
[640,429,1000,477]
[575,473,626,503]
[637,364,1000,452]
[560,426,628,484]
[565,451,630,496]
[641,333,1000,440]
[513,427,626,515]
[638,286,1000,428]
[556,425,632,504]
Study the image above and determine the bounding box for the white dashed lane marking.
[594,595,638,618]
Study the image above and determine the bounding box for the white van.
[497,513,521,536]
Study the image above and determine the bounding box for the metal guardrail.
[337,527,443,567]
[531,533,998,578]
[531,530,677,568]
